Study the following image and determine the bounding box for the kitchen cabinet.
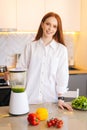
[0,88,11,106]
[17,0,80,31]
[45,0,81,31]
[0,0,17,30]
[68,74,87,97]
[0,0,80,31]
[17,0,45,31]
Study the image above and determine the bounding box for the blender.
[9,68,29,115]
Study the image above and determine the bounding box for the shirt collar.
[49,39,58,50]
[39,38,58,50]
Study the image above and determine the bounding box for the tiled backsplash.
[0,33,75,68]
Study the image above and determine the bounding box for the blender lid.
[9,68,26,73]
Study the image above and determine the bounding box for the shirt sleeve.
[16,43,31,69]
[55,46,69,95]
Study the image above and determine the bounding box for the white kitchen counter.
[0,103,87,130]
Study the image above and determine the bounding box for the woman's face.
[41,16,58,39]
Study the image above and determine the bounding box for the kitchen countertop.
[69,69,87,74]
[69,66,87,75]
[0,103,87,130]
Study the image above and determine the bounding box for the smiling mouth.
[46,31,53,35]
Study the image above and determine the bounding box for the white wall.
[0,33,35,68]
[75,0,87,69]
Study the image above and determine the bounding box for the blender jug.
[9,69,26,93]
[9,69,29,115]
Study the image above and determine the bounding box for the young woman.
[17,12,73,111]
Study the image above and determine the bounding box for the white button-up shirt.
[17,39,69,104]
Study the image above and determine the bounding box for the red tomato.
[47,117,63,128]
[59,120,63,125]
[50,119,56,126]
[54,118,58,123]
[56,124,62,128]
[47,121,52,127]
[56,120,63,128]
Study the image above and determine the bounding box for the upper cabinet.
[17,0,45,31]
[17,0,80,31]
[0,0,17,31]
[0,0,81,31]
[45,0,81,31]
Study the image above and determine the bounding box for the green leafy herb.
[72,96,87,110]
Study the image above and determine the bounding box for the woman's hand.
[58,99,73,111]
[4,71,10,81]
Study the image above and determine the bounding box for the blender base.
[9,91,29,115]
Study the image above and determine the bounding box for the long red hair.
[34,12,65,46]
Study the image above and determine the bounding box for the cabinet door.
[0,88,11,106]
[17,0,45,31]
[45,0,80,31]
[0,0,17,30]
[69,75,87,97]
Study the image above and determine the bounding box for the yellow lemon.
[36,108,48,121]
